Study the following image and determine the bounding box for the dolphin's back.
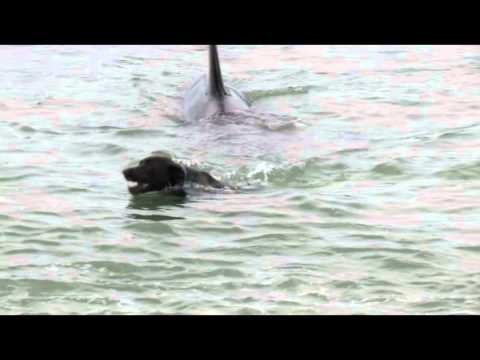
[184,74,209,122]
[183,45,250,122]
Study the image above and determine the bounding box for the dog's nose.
[123,168,132,178]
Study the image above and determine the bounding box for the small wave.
[371,162,404,176]
[201,110,300,131]
[116,128,166,137]
[0,174,36,182]
[124,221,177,235]
[74,143,127,156]
[173,256,243,267]
[389,67,450,74]
[0,278,77,295]
[229,157,337,188]
[76,260,143,274]
[4,248,42,255]
[276,278,307,290]
[23,239,61,247]
[437,123,480,139]
[457,246,480,253]
[158,268,245,280]
[381,258,432,270]
[435,161,480,180]
[245,85,314,102]
[78,125,122,131]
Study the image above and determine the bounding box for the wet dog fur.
[123,154,224,196]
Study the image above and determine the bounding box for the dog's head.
[123,155,186,195]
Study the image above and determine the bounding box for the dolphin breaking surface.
[183,45,251,122]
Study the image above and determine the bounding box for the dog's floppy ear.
[168,164,186,186]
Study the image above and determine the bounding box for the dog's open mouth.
[123,169,150,194]
[124,173,181,195]
[126,180,185,196]
[122,162,188,197]
[126,180,149,194]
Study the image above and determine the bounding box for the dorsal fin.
[209,45,228,97]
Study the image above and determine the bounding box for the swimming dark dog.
[123,154,225,196]
[183,45,251,122]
